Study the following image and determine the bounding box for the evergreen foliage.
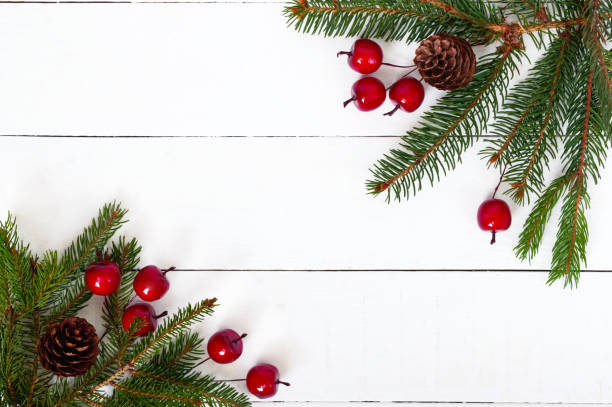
[0,202,251,407]
[284,0,612,287]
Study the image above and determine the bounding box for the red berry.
[477,199,512,244]
[133,265,171,302]
[338,39,383,74]
[246,364,290,399]
[122,303,166,336]
[384,77,425,116]
[85,260,121,296]
[207,329,246,364]
[344,77,386,112]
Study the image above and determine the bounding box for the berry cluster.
[205,329,290,398]
[84,260,289,399]
[339,39,425,115]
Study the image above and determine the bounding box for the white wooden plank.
[256,405,612,407]
[0,4,541,137]
[1,137,610,272]
[81,271,612,402]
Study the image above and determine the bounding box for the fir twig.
[369,46,519,199]
[131,370,247,407]
[111,382,203,405]
[565,70,593,276]
[25,308,40,407]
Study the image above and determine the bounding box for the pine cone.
[414,34,476,91]
[38,317,99,377]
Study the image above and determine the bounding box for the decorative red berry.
[122,303,167,336]
[344,77,386,112]
[477,199,512,244]
[478,166,512,244]
[207,329,247,364]
[384,77,425,116]
[85,259,121,296]
[338,39,383,74]
[246,364,290,399]
[133,265,173,302]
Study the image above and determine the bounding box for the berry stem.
[490,230,497,245]
[192,357,211,369]
[385,68,419,91]
[162,266,176,275]
[343,97,355,108]
[123,294,137,311]
[381,62,415,69]
[277,380,291,387]
[232,333,248,344]
[96,250,103,262]
[98,329,109,342]
[491,164,509,199]
[337,51,352,58]
[154,311,168,319]
[383,105,401,116]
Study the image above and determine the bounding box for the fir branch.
[89,363,133,394]
[368,46,520,200]
[166,333,205,369]
[129,299,217,367]
[517,17,587,33]
[131,370,249,407]
[44,202,127,326]
[548,64,602,287]
[61,203,126,277]
[515,175,572,261]
[487,99,537,165]
[25,309,41,407]
[111,382,202,405]
[563,70,593,277]
[0,214,32,315]
[78,395,106,407]
[508,33,572,202]
[102,236,142,354]
[0,308,17,404]
[284,0,499,44]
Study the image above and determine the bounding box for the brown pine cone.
[414,34,476,91]
[38,317,100,377]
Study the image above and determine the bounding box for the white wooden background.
[1,1,612,405]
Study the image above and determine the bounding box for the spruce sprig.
[285,0,612,286]
[368,47,523,200]
[0,203,251,407]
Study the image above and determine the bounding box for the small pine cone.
[414,34,476,91]
[38,317,100,377]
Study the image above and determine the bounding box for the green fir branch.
[367,46,523,201]
[0,214,33,315]
[44,202,127,326]
[515,175,572,261]
[109,333,249,407]
[482,32,579,204]
[284,0,501,44]
[128,299,217,367]
[102,237,142,349]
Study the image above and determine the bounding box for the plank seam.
[173,268,612,272]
